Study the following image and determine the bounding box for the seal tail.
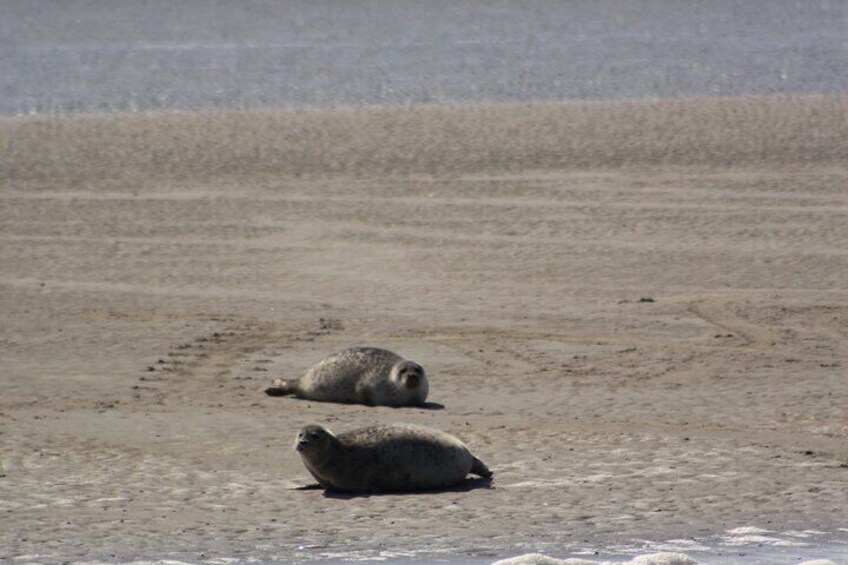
[470,456,492,478]
[265,378,298,397]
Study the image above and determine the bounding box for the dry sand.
[1,94,847,563]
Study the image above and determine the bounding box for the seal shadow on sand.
[292,477,494,498]
[416,402,445,410]
[412,401,445,410]
[264,392,445,410]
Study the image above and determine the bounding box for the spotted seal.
[265,347,428,407]
[294,423,492,493]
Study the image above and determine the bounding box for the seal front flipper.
[470,455,492,479]
[292,483,323,490]
[265,378,298,397]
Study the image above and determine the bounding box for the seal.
[294,423,492,493]
[265,347,428,407]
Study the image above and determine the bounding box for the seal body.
[266,347,428,407]
[295,423,492,493]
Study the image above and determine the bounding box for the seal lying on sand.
[295,423,492,493]
[265,347,428,407]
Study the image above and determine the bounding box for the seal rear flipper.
[470,456,492,479]
[265,378,297,397]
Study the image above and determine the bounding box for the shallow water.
[35,527,842,565]
[4,0,848,115]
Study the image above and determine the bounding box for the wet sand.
[1,94,847,563]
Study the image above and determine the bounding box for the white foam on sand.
[721,526,816,548]
[489,527,847,565]
[492,554,839,565]
[492,552,697,565]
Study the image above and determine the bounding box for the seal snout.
[398,362,424,389]
[295,437,311,451]
[295,426,325,452]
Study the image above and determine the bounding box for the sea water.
[4,0,848,115]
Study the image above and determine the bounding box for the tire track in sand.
[135,318,346,407]
[687,297,780,349]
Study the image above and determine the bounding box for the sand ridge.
[3,94,847,185]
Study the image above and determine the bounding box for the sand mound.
[3,94,846,187]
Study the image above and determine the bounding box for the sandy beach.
[1,94,847,563]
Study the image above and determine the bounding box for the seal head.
[295,425,333,454]
[389,360,428,402]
